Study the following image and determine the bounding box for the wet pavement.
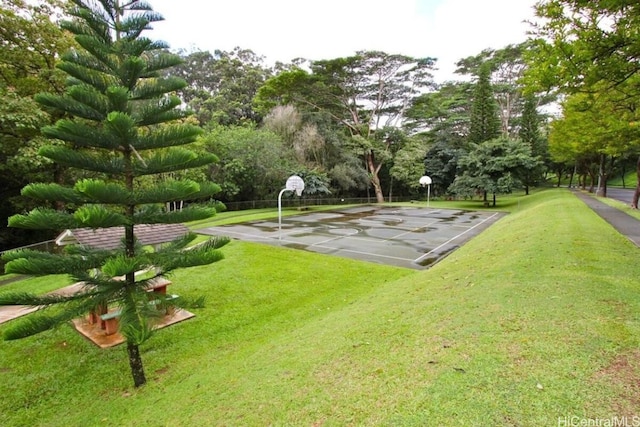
[198,206,506,270]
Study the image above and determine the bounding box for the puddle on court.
[252,224,279,232]
[416,245,460,267]
[411,227,434,233]
[418,257,439,266]
[290,232,314,238]
[283,243,308,250]
[328,210,379,222]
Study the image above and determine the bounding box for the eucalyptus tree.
[405,81,473,143]
[0,0,77,249]
[0,0,228,388]
[168,47,273,127]
[0,0,74,96]
[255,51,436,203]
[263,104,326,169]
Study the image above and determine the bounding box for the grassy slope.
[1,188,639,426]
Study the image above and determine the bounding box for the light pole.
[419,175,432,207]
[278,175,305,242]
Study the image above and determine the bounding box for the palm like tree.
[0,0,229,387]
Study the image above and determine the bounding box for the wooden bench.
[100,310,122,335]
[148,294,180,314]
[146,277,171,295]
[98,294,180,335]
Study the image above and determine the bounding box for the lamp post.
[419,175,432,207]
[278,175,305,242]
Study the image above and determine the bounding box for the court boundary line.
[308,244,417,263]
[413,212,501,264]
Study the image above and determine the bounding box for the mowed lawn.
[1,188,639,426]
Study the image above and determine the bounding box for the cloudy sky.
[146,0,539,83]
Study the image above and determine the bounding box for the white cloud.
[147,0,537,82]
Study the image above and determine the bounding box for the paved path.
[0,282,84,324]
[606,187,636,205]
[571,189,640,247]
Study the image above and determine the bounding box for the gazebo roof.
[55,224,190,250]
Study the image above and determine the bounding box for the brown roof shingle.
[56,224,190,250]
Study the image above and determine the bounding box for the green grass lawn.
[607,170,636,188]
[1,188,639,426]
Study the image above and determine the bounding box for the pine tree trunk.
[127,342,147,387]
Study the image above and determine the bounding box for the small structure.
[55,223,189,250]
[53,223,194,348]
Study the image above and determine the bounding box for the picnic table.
[88,277,174,335]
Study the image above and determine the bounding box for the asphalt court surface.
[197,206,506,270]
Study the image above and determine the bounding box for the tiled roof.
[55,223,190,250]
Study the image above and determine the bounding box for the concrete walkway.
[571,189,640,247]
[0,282,84,324]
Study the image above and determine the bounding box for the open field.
[0,188,639,426]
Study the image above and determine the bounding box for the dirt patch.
[594,349,640,417]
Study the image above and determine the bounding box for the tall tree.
[548,89,639,196]
[255,51,436,203]
[405,81,473,142]
[0,89,53,249]
[456,44,528,138]
[518,94,548,194]
[168,47,272,127]
[0,0,73,96]
[527,0,640,205]
[449,137,539,207]
[468,64,501,144]
[1,0,229,387]
[0,0,77,250]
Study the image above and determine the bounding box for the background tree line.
[3,0,640,251]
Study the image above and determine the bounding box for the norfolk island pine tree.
[0,0,229,387]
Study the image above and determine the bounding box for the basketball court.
[197,206,505,270]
